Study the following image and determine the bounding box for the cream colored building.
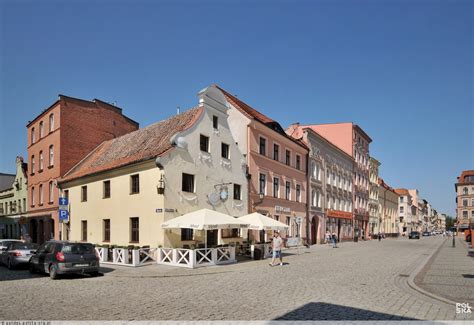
[378,178,399,236]
[59,86,248,247]
[0,157,28,239]
[369,157,380,235]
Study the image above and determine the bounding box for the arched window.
[49,181,54,203]
[39,151,43,170]
[31,127,36,144]
[49,114,54,132]
[49,145,54,166]
[31,155,35,173]
[39,121,44,138]
[31,187,35,206]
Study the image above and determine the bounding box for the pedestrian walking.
[378,232,382,241]
[325,230,331,245]
[331,232,338,248]
[269,231,284,266]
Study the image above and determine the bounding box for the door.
[311,217,319,245]
[337,219,341,242]
[206,230,218,247]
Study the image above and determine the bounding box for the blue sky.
[0,0,472,216]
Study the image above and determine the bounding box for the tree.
[445,216,455,229]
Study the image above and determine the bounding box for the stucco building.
[378,178,399,236]
[0,157,28,239]
[369,157,380,236]
[27,95,138,243]
[455,170,474,230]
[286,124,353,244]
[295,123,372,239]
[221,86,309,243]
[395,188,413,235]
[59,86,248,247]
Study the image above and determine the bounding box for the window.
[200,135,209,152]
[317,191,321,207]
[49,181,53,203]
[273,144,279,161]
[182,173,195,193]
[130,217,139,242]
[181,228,193,241]
[212,115,218,129]
[400,196,404,203]
[463,187,468,195]
[31,127,35,144]
[64,190,69,201]
[221,143,230,159]
[39,151,43,171]
[285,150,291,166]
[472,211,474,218]
[296,184,301,202]
[31,187,35,206]
[49,145,54,166]
[23,198,26,212]
[39,184,43,205]
[81,221,87,241]
[81,186,87,202]
[39,121,44,138]
[312,190,316,206]
[259,173,266,195]
[259,137,266,155]
[31,156,35,174]
[327,169,330,183]
[103,219,110,242]
[49,114,54,132]
[463,211,468,218]
[286,216,291,236]
[222,228,239,238]
[273,177,279,198]
[463,199,468,207]
[233,184,241,200]
[285,181,291,200]
[103,180,111,198]
[472,199,474,206]
[130,174,140,194]
[296,155,301,170]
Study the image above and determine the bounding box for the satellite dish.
[220,188,228,201]
[208,192,220,206]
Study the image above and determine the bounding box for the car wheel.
[29,264,36,274]
[49,264,59,280]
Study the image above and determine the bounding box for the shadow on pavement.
[0,265,116,282]
[274,302,418,320]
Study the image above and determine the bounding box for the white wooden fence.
[95,247,158,267]
[157,246,236,268]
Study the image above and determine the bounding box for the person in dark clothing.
[331,232,338,248]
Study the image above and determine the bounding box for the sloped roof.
[457,170,474,183]
[61,107,203,183]
[394,188,409,196]
[0,174,15,192]
[216,85,308,150]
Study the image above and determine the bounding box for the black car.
[409,231,420,239]
[29,240,100,279]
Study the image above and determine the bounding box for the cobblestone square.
[0,236,472,321]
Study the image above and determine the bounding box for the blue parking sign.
[59,210,69,222]
[59,197,68,206]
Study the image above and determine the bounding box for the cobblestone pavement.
[415,236,474,305]
[0,236,471,321]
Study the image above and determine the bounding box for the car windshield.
[61,244,95,254]
[11,243,38,250]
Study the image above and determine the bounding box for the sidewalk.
[414,237,474,305]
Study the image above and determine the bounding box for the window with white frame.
[273,177,279,198]
[49,181,53,203]
[49,145,54,166]
[49,114,54,132]
[39,184,43,205]
[39,121,44,138]
[259,173,266,195]
[296,184,301,202]
[39,151,43,171]
[285,181,290,200]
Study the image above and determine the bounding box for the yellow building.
[59,86,248,247]
[378,178,399,236]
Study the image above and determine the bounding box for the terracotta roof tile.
[458,170,474,183]
[61,107,203,182]
[394,188,409,196]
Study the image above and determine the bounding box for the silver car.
[1,242,38,269]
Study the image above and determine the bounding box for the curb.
[406,238,458,306]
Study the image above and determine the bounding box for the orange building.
[455,170,474,230]
[26,95,138,243]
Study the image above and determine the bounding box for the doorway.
[206,230,218,247]
[311,216,319,245]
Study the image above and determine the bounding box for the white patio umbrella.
[238,212,289,231]
[161,209,249,248]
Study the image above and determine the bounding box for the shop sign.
[275,205,291,213]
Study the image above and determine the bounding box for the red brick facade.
[26,95,138,243]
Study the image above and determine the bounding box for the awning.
[238,212,289,231]
[161,208,249,230]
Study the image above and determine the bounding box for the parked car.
[29,240,100,279]
[422,231,431,236]
[0,239,22,250]
[0,242,38,269]
[409,231,420,239]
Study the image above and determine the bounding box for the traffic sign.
[59,210,69,222]
[59,197,68,206]
[295,217,303,224]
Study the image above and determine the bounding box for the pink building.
[298,123,372,239]
[218,86,309,243]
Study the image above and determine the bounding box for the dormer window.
[213,115,218,129]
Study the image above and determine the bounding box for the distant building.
[455,170,474,230]
[286,124,354,244]
[394,188,413,235]
[369,158,381,235]
[0,157,28,239]
[296,122,372,239]
[26,95,138,243]
[378,178,399,236]
[59,86,248,247]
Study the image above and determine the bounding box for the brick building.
[26,95,138,243]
